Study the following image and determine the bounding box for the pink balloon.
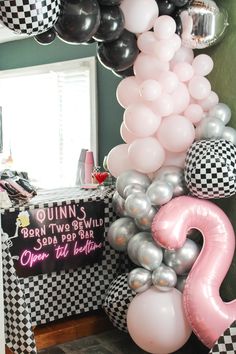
[139,79,162,101]
[163,150,187,168]
[153,39,176,62]
[152,196,236,348]
[171,82,190,114]
[172,62,194,82]
[107,144,131,177]
[169,33,182,51]
[184,103,204,124]
[197,91,219,111]
[120,0,159,34]
[134,53,169,81]
[188,76,211,100]
[120,122,137,144]
[124,103,161,137]
[137,31,157,54]
[127,287,192,353]
[116,76,141,108]
[192,54,214,76]
[128,137,165,173]
[157,114,195,152]
[170,46,194,67]
[150,93,174,117]
[158,71,179,93]
[153,15,176,40]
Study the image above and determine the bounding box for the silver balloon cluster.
[195,103,236,145]
[127,237,201,293]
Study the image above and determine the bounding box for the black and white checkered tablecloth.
[2,186,128,354]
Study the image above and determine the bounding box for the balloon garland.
[1,0,235,353]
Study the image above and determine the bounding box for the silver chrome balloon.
[116,170,151,199]
[128,268,152,293]
[135,206,158,231]
[195,116,225,140]
[176,0,229,49]
[112,191,128,217]
[152,264,177,292]
[123,183,146,199]
[209,103,231,125]
[154,166,187,197]
[222,127,236,146]
[146,181,173,206]
[107,217,138,252]
[125,192,151,218]
[127,232,152,265]
[137,240,163,271]
[163,238,200,275]
[176,274,188,293]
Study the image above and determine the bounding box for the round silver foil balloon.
[163,238,200,275]
[195,117,225,140]
[154,166,187,197]
[107,217,138,252]
[116,170,151,199]
[176,274,188,293]
[146,181,173,206]
[127,232,152,265]
[125,192,151,218]
[176,0,229,49]
[209,103,231,125]
[152,264,177,292]
[128,268,152,293]
[222,127,236,146]
[137,240,163,271]
[135,206,158,231]
[123,183,146,199]
[112,191,128,217]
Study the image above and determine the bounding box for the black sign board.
[1,199,105,277]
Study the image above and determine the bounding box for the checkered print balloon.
[184,139,236,199]
[102,273,135,332]
[0,0,61,35]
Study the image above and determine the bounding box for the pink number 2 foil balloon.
[151,196,236,348]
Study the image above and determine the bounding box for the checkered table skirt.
[2,187,129,354]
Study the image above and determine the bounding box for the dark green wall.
[0,0,236,300]
[0,37,124,165]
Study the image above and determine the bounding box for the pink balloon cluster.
[107,15,219,178]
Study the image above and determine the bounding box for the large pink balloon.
[134,53,169,81]
[157,114,195,153]
[197,91,219,111]
[128,137,165,173]
[163,150,187,168]
[107,144,131,177]
[120,0,159,34]
[171,82,190,114]
[120,122,137,144]
[153,15,176,40]
[127,287,192,354]
[192,54,214,77]
[137,31,157,55]
[152,196,236,348]
[149,93,174,117]
[188,76,211,100]
[116,76,141,108]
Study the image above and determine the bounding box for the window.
[0,57,98,189]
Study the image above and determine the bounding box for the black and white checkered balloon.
[0,0,61,35]
[102,273,135,332]
[209,321,236,354]
[185,139,236,199]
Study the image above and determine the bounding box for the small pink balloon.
[188,76,211,100]
[197,91,219,111]
[163,150,187,168]
[158,71,179,93]
[169,33,182,51]
[139,79,162,101]
[150,93,174,117]
[120,0,159,34]
[124,103,161,137]
[184,103,204,124]
[107,144,131,177]
[157,114,195,152]
[120,122,137,144]
[128,137,165,173]
[171,82,190,114]
[116,76,141,108]
[153,15,176,40]
[137,31,157,54]
[153,39,176,62]
[172,62,194,82]
[134,53,169,81]
[192,54,214,76]
[170,46,194,69]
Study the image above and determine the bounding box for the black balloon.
[34,28,56,45]
[98,0,122,5]
[54,0,101,44]
[93,6,125,42]
[157,0,176,15]
[112,66,134,78]
[170,0,190,7]
[97,30,139,71]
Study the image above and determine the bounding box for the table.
[1,187,128,354]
